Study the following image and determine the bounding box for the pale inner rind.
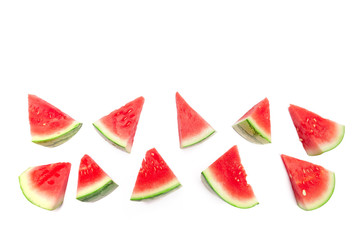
[298,171,335,211]
[317,124,345,154]
[93,120,129,150]
[31,121,81,142]
[77,175,113,198]
[232,117,271,144]
[131,178,181,200]
[181,126,215,148]
[202,168,258,208]
[19,168,62,210]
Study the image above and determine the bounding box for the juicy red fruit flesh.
[133,148,176,193]
[78,155,107,189]
[288,104,344,155]
[208,145,255,199]
[281,154,335,210]
[30,163,71,193]
[28,94,75,136]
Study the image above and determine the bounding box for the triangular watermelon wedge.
[93,96,144,153]
[202,145,258,208]
[288,104,345,156]
[76,155,118,202]
[19,162,71,210]
[232,98,271,144]
[175,92,215,148]
[131,148,181,200]
[281,154,335,211]
[28,94,82,147]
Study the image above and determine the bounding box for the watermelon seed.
[302,189,307,196]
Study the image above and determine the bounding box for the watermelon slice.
[93,96,144,153]
[281,154,335,210]
[202,145,258,208]
[19,162,71,210]
[76,155,118,202]
[232,98,271,144]
[175,92,215,148]
[131,148,181,200]
[28,94,82,147]
[288,104,345,156]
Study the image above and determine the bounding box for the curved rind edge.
[32,122,82,147]
[130,180,181,201]
[19,168,63,211]
[180,128,215,148]
[232,118,271,144]
[201,170,259,209]
[76,180,119,202]
[308,124,345,156]
[92,122,130,153]
[298,172,335,211]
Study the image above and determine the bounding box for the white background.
[1,1,359,239]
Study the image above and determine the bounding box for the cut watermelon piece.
[76,155,118,202]
[19,162,71,210]
[131,148,181,200]
[288,104,345,156]
[175,92,215,148]
[93,96,144,153]
[281,154,335,210]
[202,145,258,208]
[28,94,82,147]
[232,98,271,144]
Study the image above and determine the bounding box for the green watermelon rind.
[92,121,129,152]
[306,125,345,156]
[232,117,271,144]
[31,122,82,147]
[92,121,130,153]
[297,172,335,211]
[19,167,66,211]
[130,179,181,201]
[76,178,118,202]
[180,126,215,148]
[201,169,259,209]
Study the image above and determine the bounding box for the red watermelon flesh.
[202,145,258,208]
[93,96,144,153]
[176,92,215,148]
[19,162,71,210]
[288,104,345,156]
[28,94,82,147]
[131,148,181,200]
[281,154,335,210]
[76,155,118,202]
[232,98,271,144]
